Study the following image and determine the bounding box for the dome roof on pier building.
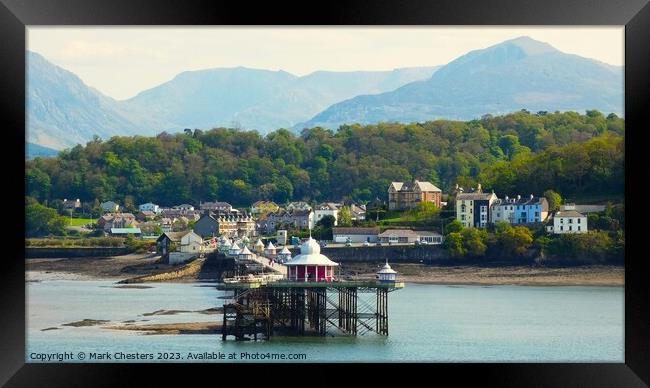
[285,237,339,267]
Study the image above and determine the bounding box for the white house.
[546,204,588,234]
[138,202,160,214]
[350,204,366,221]
[62,198,81,210]
[455,184,498,228]
[174,204,195,212]
[314,203,341,226]
[179,231,203,253]
[491,195,549,224]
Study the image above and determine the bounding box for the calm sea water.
[26,278,623,362]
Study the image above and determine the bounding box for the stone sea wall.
[287,245,448,263]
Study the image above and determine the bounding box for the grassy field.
[68,218,95,226]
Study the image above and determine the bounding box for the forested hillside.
[26,110,624,207]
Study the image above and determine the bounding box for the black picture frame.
[2,0,649,385]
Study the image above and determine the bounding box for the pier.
[219,236,403,340]
[220,280,403,340]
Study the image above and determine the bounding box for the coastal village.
[29,180,614,339]
[47,179,605,269]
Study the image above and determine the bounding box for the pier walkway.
[250,254,288,277]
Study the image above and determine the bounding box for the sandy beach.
[26,253,624,286]
[343,263,624,287]
[26,253,171,280]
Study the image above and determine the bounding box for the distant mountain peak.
[298,36,622,130]
[500,36,558,55]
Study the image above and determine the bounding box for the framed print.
[2,0,649,385]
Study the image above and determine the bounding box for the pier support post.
[376,288,388,335]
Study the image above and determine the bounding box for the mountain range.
[297,37,623,129]
[27,36,623,151]
[27,51,438,149]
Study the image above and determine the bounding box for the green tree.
[443,232,465,258]
[498,134,521,160]
[543,190,562,212]
[338,206,353,227]
[409,201,439,221]
[461,228,487,257]
[545,231,613,263]
[26,199,69,237]
[316,215,336,229]
[123,195,136,212]
[444,219,463,235]
[492,222,533,258]
[26,168,51,201]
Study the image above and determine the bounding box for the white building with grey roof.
[455,184,498,228]
[546,204,588,234]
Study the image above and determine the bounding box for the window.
[461,215,466,221]
[569,219,573,224]
[578,226,581,231]
[497,213,501,218]
[578,218,581,224]
[569,226,573,231]
[560,226,563,231]
[535,212,539,217]
[560,219,564,223]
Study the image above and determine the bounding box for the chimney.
[517,195,521,200]
[505,195,509,201]
[530,194,534,200]
[477,183,482,193]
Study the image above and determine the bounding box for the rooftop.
[456,192,496,201]
[391,180,441,192]
[555,210,586,218]
[332,227,380,235]
[110,228,142,234]
[378,229,442,238]
[285,237,339,267]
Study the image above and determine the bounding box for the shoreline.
[26,264,624,288]
[25,253,624,287]
[345,263,624,287]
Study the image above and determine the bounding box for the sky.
[27,26,624,101]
